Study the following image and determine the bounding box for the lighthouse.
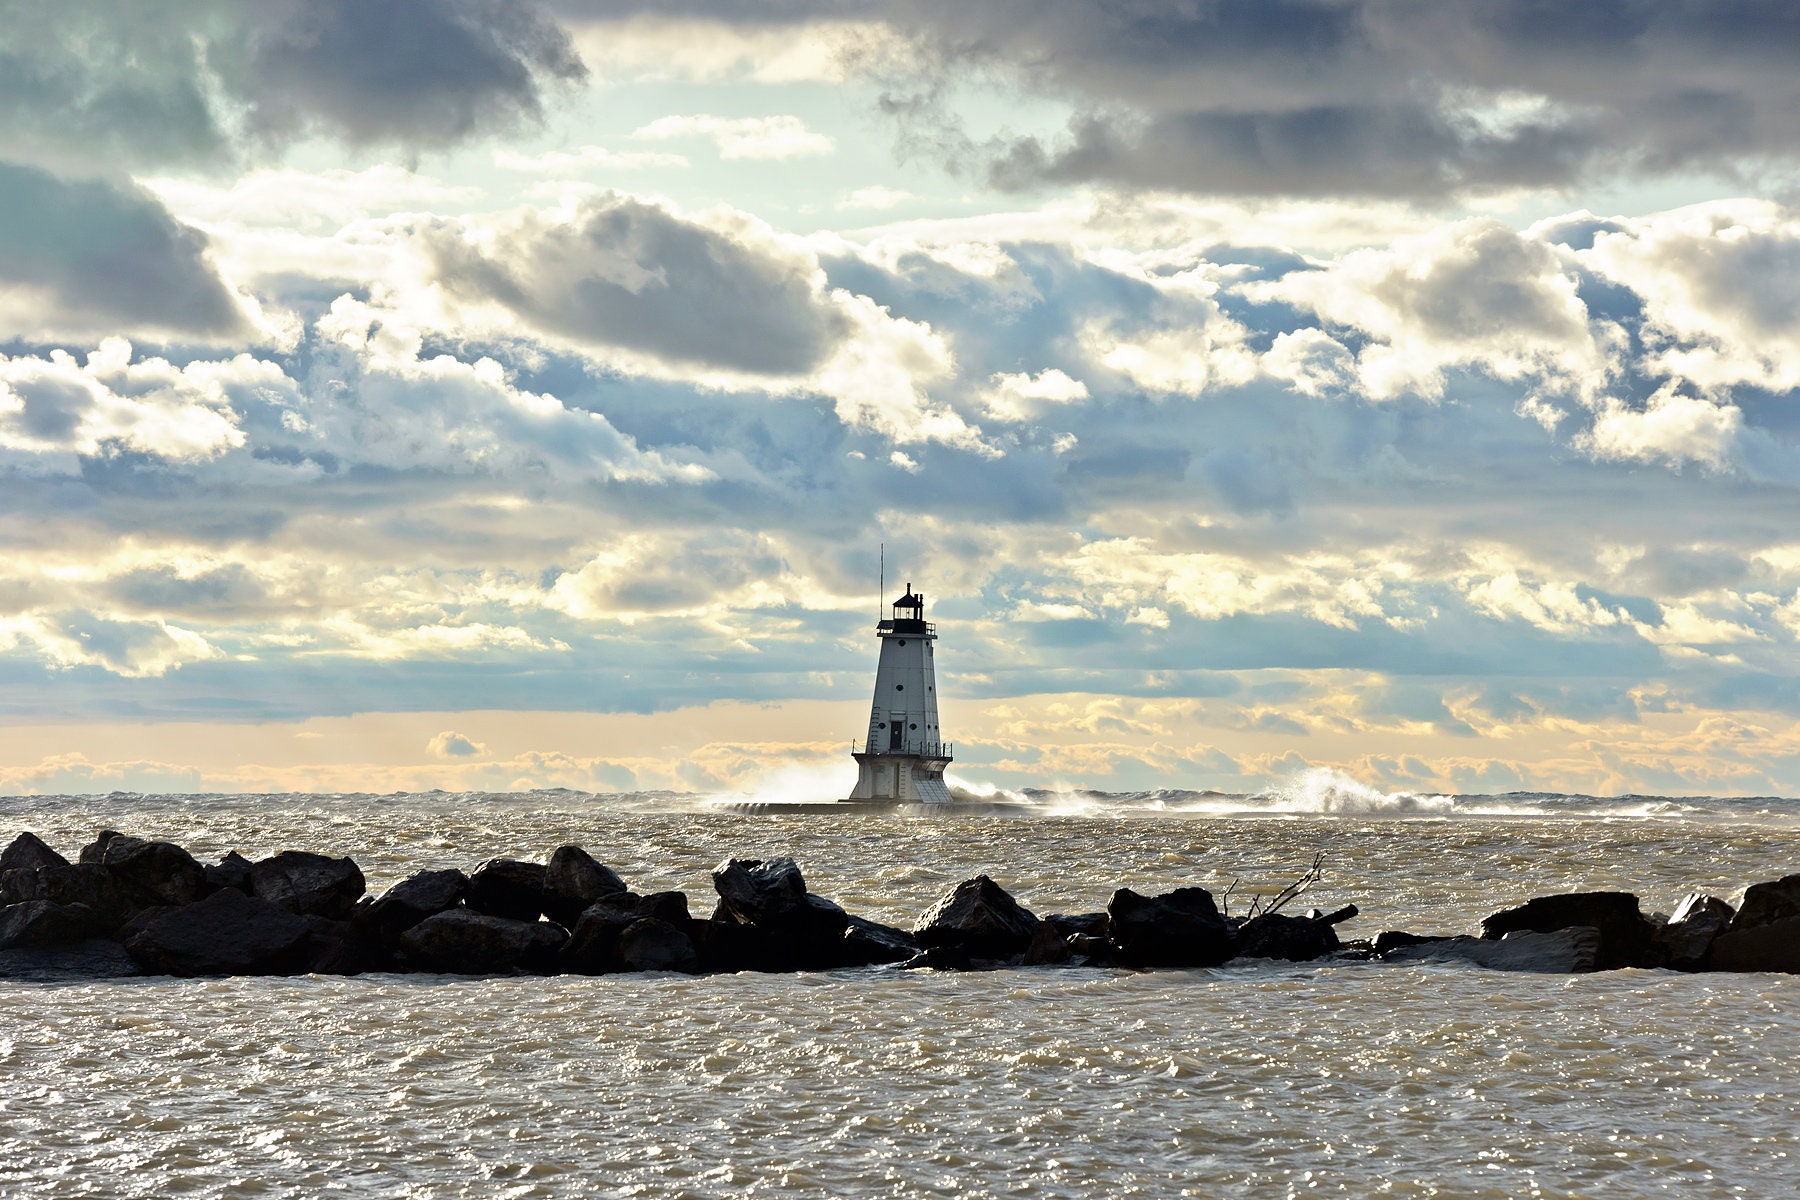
[845,583,954,804]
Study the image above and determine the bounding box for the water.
[2,783,1798,1197]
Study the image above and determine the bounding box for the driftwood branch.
[1251,852,1327,919]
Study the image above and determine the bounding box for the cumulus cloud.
[631,114,836,160]
[1576,384,1743,471]
[0,162,253,342]
[427,730,487,758]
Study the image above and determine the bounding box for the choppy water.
[2,782,1798,1198]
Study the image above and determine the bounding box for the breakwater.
[2,828,1795,979]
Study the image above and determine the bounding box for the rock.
[0,939,138,981]
[367,869,468,936]
[1067,933,1111,963]
[899,945,975,971]
[79,830,126,864]
[205,852,255,894]
[1106,886,1234,968]
[696,892,850,973]
[100,837,207,909]
[124,889,314,976]
[297,915,387,976]
[1383,928,1603,973]
[1707,915,1800,974]
[1,832,68,873]
[639,890,691,926]
[250,851,365,919]
[0,864,132,932]
[465,859,547,921]
[1731,874,1800,931]
[399,909,566,975]
[542,845,627,927]
[839,914,917,967]
[1046,912,1109,939]
[712,857,808,925]
[1236,912,1342,962]
[1480,891,1660,970]
[617,917,699,973]
[1020,921,1072,966]
[561,893,652,974]
[914,876,1041,961]
[0,900,105,949]
[1373,930,1453,956]
[1657,893,1735,970]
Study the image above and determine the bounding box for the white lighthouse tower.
[844,583,954,804]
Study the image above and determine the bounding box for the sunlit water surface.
[2,787,1797,1198]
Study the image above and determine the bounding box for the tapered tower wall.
[845,585,953,804]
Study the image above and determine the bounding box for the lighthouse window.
[897,639,906,646]
[909,723,917,730]
[895,684,903,691]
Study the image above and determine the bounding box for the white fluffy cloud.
[631,114,836,161]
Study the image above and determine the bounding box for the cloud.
[631,114,836,160]
[839,185,916,211]
[427,730,487,758]
[1576,384,1743,470]
[495,146,688,173]
[428,192,851,374]
[0,161,253,342]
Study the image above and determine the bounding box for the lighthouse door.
[888,720,904,751]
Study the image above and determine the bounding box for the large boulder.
[1236,912,1341,962]
[1480,892,1660,970]
[0,900,105,949]
[542,846,627,928]
[914,876,1041,962]
[465,859,546,921]
[1707,916,1800,974]
[1384,928,1603,973]
[124,889,313,976]
[205,852,255,895]
[0,864,132,932]
[1046,912,1109,939]
[399,909,566,974]
[79,831,126,864]
[99,837,207,909]
[250,851,365,919]
[561,893,654,974]
[1106,886,1234,968]
[712,857,807,926]
[367,869,468,936]
[1,832,68,873]
[1657,893,1735,970]
[839,914,918,967]
[617,918,699,973]
[1731,874,1800,931]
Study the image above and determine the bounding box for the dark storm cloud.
[0,161,247,337]
[429,194,850,374]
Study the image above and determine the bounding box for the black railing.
[856,740,953,759]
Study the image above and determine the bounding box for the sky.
[5,1,1800,799]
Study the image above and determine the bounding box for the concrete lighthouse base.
[845,752,953,804]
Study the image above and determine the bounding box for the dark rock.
[0,900,104,949]
[250,851,365,919]
[1,832,68,873]
[465,859,547,921]
[1480,892,1660,970]
[639,890,691,926]
[1373,930,1452,956]
[1731,874,1800,931]
[899,945,975,971]
[1236,912,1341,962]
[839,914,917,967]
[1658,893,1734,970]
[101,837,207,909]
[617,917,699,973]
[205,852,255,894]
[1708,915,1800,974]
[561,893,654,974]
[1067,933,1111,963]
[1020,921,1072,966]
[1106,886,1234,968]
[695,893,850,973]
[367,869,468,936]
[1046,912,1109,939]
[297,915,387,975]
[2,864,132,932]
[400,909,566,974]
[1384,928,1603,973]
[543,845,627,927]
[712,857,807,925]
[124,889,314,976]
[79,830,126,864]
[0,939,138,981]
[914,875,1041,961]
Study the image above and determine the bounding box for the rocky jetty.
[1,830,1794,980]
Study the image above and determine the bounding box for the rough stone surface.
[79,831,126,865]
[2,864,132,932]
[561,893,656,974]
[1046,912,1109,939]
[1106,886,1234,968]
[250,851,365,919]
[1020,920,1072,966]
[617,917,699,973]
[712,857,807,926]
[465,859,547,922]
[1658,893,1735,969]
[1373,930,1452,956]
[400,909,566,974]
[101,838,207,909]
[543,845,627,927]
[0,900,104,949]
[1708,915,1800,973]
[1236,912,1342,962]
[840,914,917,967]
[1480,892,1659,970]
[1,833,68,874]
[124,889,314,976]
[914,876,1041,961]
[1384,928,1603,973]
[368,869,468,935]
[1731,874,1800,932]
[206,852,255,895]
